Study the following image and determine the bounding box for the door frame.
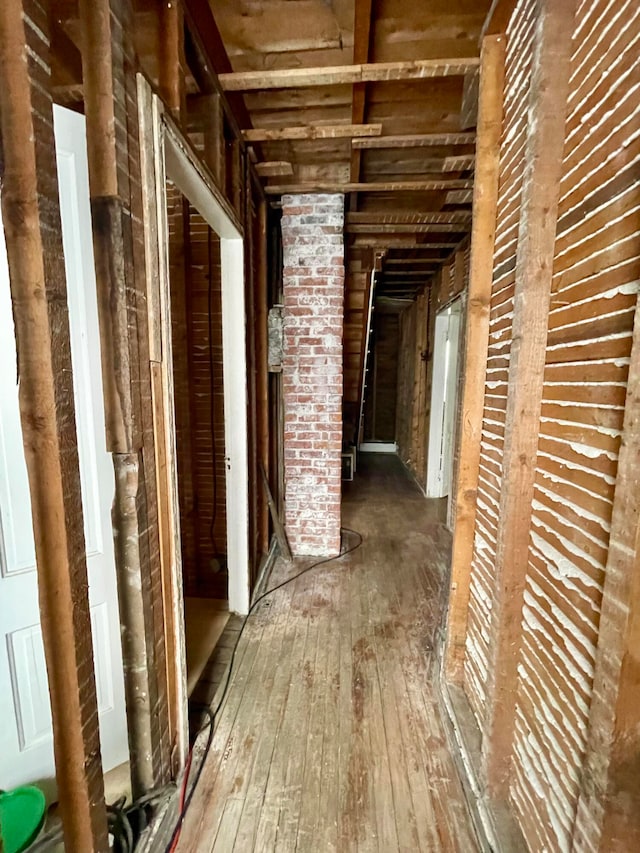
[138,76,249,769]
[426,297,463,500]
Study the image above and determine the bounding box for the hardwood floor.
[176,453,478,852]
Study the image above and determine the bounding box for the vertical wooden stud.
[444,34,506,682]
[481,0,576,794]
[0,1,109,848]
[79,0,159,795]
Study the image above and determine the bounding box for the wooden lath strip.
[220,57,480,91]
[265,179,473,195]
[244,123,382,142]
[352,132,476,149]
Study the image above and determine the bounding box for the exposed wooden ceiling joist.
[219,58,480,91]
[352,240,460,249]
[382,270,439,277]
[243,123,382,142]
[351,132,476,149]
[255,161,294,177]
[265,179,472,195]
[349,0,374,206]
[346,223,467,234]
[443,154,476,171]
[347,211,472,224]
[446,189,474,204]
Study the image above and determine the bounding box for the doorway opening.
[138,78,250,762]
[165,185,231,698]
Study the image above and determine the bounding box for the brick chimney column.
[281,193,345,556]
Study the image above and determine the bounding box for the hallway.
[176,454,478,851]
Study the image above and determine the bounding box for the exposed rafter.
[351,240,460,249]
[265,179,472,195]
[349,0,374,209]
[243,123,382,142]
[351,132,476,149]
[346,223,468,234]
[219,58,480,91]
[255,161,294,177]
[443,154,476,171]
[347,210,472,224]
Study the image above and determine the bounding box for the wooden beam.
[220,57,480,91]
[460,69,480,129]
[243,123,382,142]
[382,269,438,276]
[182,0,253,132]
[0,2,108,848]
[384,259,446,266]
[352,132,476,149]
[255,161,294,178]
[572,281,640,849]
[188,92,225,186]
[50,20,83,88]
[265,179,473,195]
[481,0,519,39]
[480,0,576,794]
[347,211,473,224]
[158,0,185,117]
[443,155,475,171]
[349,0,374,206]
[79,0,158,796]
[446,189,474,204]
[444,35,505,684]
[353,240,459,249]
[346,223,467,234]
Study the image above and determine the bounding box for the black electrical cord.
[163,526,364,852]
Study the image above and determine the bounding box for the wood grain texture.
[220,58,480,90]
[481,0,577,796]
[176,454,478,851]
[444,35,506,682]
[0,1,108,847]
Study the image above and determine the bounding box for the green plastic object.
[0,786,46,853]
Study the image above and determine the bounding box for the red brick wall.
[281,194,344,556]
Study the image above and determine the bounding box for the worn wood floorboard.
[177,453,478,852]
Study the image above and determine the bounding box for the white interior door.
[426,299,462,499]
[0,106,128,800]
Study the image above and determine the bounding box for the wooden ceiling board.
[210,0,355,66]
